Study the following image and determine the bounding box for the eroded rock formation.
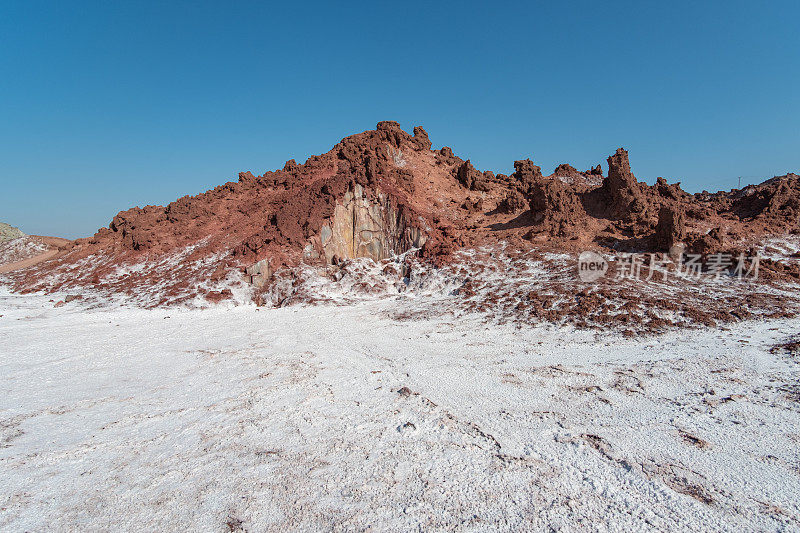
[653,206,686,251]
[528,177,588,237]
[8,121,799,301]
[599,148,647,221]
[512,159,544,194]
[455,160,491,191]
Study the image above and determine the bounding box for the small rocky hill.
[2,122,799,329]
[0,222,25,243]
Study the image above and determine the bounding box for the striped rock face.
[319,184,426,264]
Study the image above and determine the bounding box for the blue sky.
[1,1,798,238]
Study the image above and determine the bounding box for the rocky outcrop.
[653,206,686,251]
[553,164,580,178]
[412,126,432,150]
[528,177,587,237]
[436,146,462,166]
[599,148,647,221]
[512,159,543,194]
[246,258,272,288]
[461,196,484,214]
[318,184,426,264]
[498,190,527,214]
[586,164,602,176]
[551,163,603,187]
[686,227,725,256]
[730,173,800,225]
[0,223,25,243]
[455,160,491,191]
[655,177,689,201]
[12,120,800,302]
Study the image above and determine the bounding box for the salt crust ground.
[1,287,799,531]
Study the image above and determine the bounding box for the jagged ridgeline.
[6,121,800,302]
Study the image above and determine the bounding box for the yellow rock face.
[319,184,426,264]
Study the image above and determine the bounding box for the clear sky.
[1,1,798,238]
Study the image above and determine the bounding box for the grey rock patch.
[0,222,25,244]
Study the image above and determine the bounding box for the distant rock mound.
[0,222,25,243]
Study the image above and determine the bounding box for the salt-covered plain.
[1,287,799,531]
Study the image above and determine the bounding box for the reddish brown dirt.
[0,249,59,274]
[3,121,799,309]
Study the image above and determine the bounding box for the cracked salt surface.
[1,287,799,531]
